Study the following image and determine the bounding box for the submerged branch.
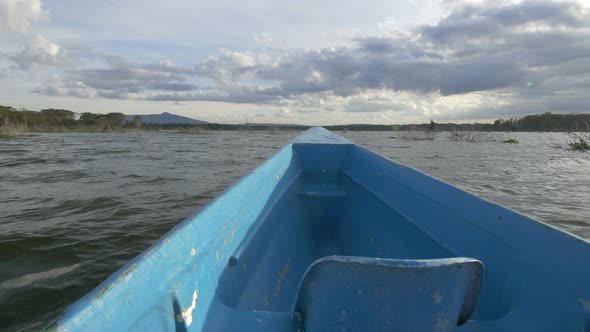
[542,121,590,152]
[448,128,501,143]
[397,126,435,141]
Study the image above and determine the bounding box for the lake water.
[1,130,589,331]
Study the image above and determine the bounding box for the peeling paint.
[294,311,304,321]
[191,248,197,256]
[264,295,270,305]
[181,290,198,327]
[435,316,449,332]
[274,279,282,296]
[278,258,290,279]
[274,258,291,296]
[431,291,443,304]
[93,263,137,301]
[578,298,590,313]
[337,309,347,322]
[216,250,221,261]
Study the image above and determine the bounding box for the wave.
[0,263,81,290]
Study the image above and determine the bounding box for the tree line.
[1,105,589,132]
[0,105,143,131]
[393,113,590,132]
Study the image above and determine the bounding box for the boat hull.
[52,127,590,331]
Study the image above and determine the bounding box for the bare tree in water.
[398,125,435,141]
[448,125,500,143]
[542,121,590,152]
[133,115,143,130]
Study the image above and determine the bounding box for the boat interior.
[201,134,590,331]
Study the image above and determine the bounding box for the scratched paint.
[579,298,590,312]
[181,290,198,327]
[432,291,443,305]
[273,258,291,297]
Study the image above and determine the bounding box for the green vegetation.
[508,113,590,131]
[172,127,206,135]
[569,139,590,151]
[543,122,590,152]
[391,113,590,132]
[2,104,590,134]
[0,105,127,133]
[502,139,519,144]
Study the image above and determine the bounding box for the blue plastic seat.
[293,256,483,331]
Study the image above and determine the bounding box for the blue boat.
[52,127,590,331]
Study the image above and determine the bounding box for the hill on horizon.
[126,112,207,124]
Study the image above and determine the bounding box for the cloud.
[4,34,69,69]
[423,0,590,44]
[0,0,67,71]
[25,0,590,121]
[276,107,292,117]
[71,67,188,91]
[32,58,202,99]
[196,51,257,83]
[0,0,44,33]
[241,36,526,98]
[30,54,287,105]
[253,33,277,47]
[31,85,63,96]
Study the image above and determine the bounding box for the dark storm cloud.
[143,90,280,104]
[33,61,201,99]
[231,0,590,108]
[72,67,188,90]
[422,1,589,43]
[31,86,63,96]
[248,39,525,98]
[145,82,199,91]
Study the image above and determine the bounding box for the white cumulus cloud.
[0,0,45,33]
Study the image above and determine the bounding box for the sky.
[1,0,590,125]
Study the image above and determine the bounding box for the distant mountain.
[126,112,207,124]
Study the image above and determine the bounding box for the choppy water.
[1,130,588,331]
